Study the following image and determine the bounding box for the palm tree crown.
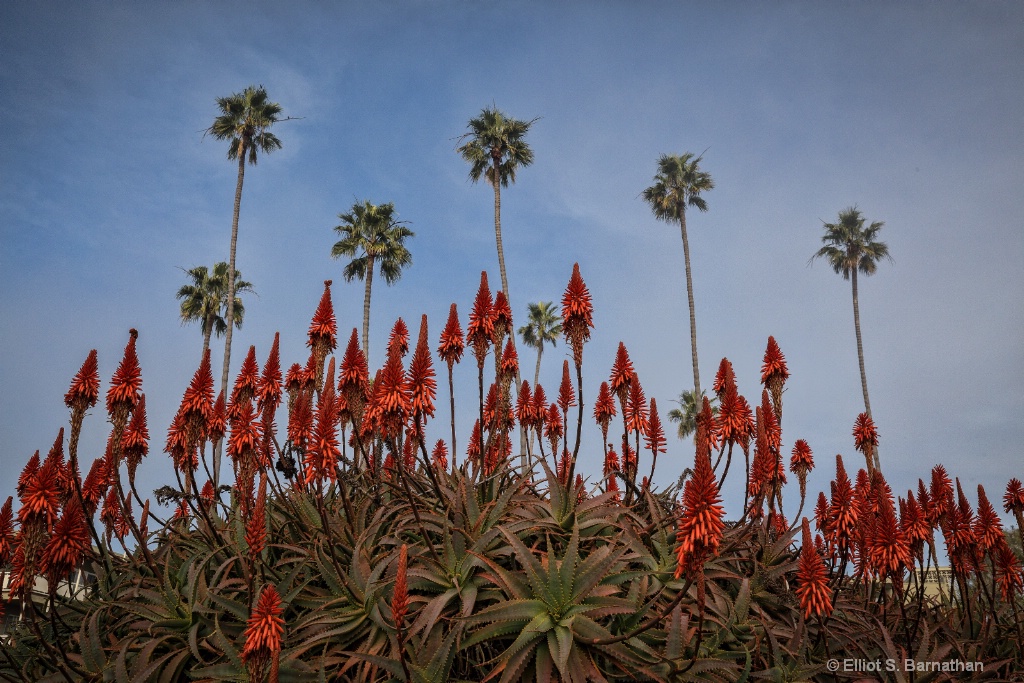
[457,106,537,189]
[176,263,253,354]
[667,389,717,441]
[331,200,414,360]
[810,207,891,279]
[209,85,283,163]
[518,301,562,386]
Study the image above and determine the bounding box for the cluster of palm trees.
[178,86,892,479]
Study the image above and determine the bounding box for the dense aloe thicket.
[2,267,1023,683]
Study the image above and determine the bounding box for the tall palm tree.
[641,153,714,399]
[176,263,253,355]
[518,301,562,389]
[331,200,414,361]
[207,85,282,488]
[810,207,891,471]
[456,106,537,298]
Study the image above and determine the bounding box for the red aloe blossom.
[0,497,14,566]
[392,545,409,628]
[100,488,130,543]
[499,337,518,385]
[17,450,40,498]
[796,518,833,620]
[544,403,563,456]
[556,448,572,484]
[593,381,616,442]
[308,280,338,389]
[284,363,305,410]
[408,315,437,420]
[258,333,284,414]
[624,378,649,437]
[790,439,814,502]
[209,392,227,444]
[180,349,215,447]
[621,437,638,482]
[695,397,720,456]
[712,358,736,398]
[760,336,789,421]
[675,448,725,580]
[974,484,1003,554]
[814,492,830,535]
[106,329,142,427]
[608,342,635,405]
[287,391,314,453]
[759,390,780,456]
[828,455,857,553]
[515,380,533,427]
[388,317,410,358]
[868,485,910,579]
[65,349,101,414]
[304,380,341,484]
[246,474,267,559]
[81,457,108,517]
[437,304,465,367]
[123,393,150,484]
[483,383,500,431]
[561,263,594,366]
[645,398,666,456]
[994,540,1024,602]
[900,493,930,560]
[852,412,878,472]
[431,440,449,471]
[41,430,70,506]
[229,399,261,465]
[41,500,91,585]
[1004,478,1024,535]
[557,360,576,414]
[229,347,261,420]
[716,383,748,450]
[929,465,954,520]
[374,345,411,439]
[530,385,548,431]
[491,291,513,346]
[603,446,621,477]
[466,272,495,368]
[19,459,60,527]
[242,584,285,679]
[466,421,482,463]
[339,330,370,409]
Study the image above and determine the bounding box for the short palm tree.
[810,207,891,470]
[456,106,537,299]
[331,200,414,362]
[641,153,714,399]
[207,85,283,407]
[667,389,716,441]
[176,263,253,355]
[518,301,562,389]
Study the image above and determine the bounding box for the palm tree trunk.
[202,317,213,356]
[851,270,879,471]
[533,345,543,389]
[679,209,701,397]
[362,256,375,362]
[216,147,247,488]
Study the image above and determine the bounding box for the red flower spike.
[500,337,518,382]
[868,489,911,578]
[100,488,129,542]
[712,358,736,398]
[675,448,725,579]
[814,492,830,534]
[408,315,437,419]
[307,280,338,353]
[466,421,482,462]
[644,398,666,455]
[929,465,954,518]
[1004,478,1024,516]
[603,447,620,476]
[208,391,227,444]
[515,380,533,426]
[106,329,142,422]
[624,377,649,437]
[557,360,577,414]
[285,363,304,395]
[232,346,261,407]
[544,403,563,454]
[759,390,781,455]
[593,382,616,439]
[339,329,370,402]
[609,342,635,405]
[19,459,61,526]
[561,263,594,365]
[621,437,638,480]
[392,545,409,628]
[483,383,500,430]
[41,500,91,584]
[492,291,513,345]
[123,394,150,483]
[388,317,410,358]
[760,336,789,420]
[466,272,495,367]
[975,485,1003,554]
[258,333,283,414]
[287,391,314,453]
[828,455,857,552]
[695,397,720,457]
[437,303,465,367]
[796,518,833,620]
[995,541,1024,601]
[41,429,70,504]
[242,584,285,676]
[0,497,14,566]
[229,399,261,464]
[789,440,814,476]
[304,381,340,484]
[65,349,100,414]
[373,347,411,438]
[17,451,40,498]
[900,493,930,555]
[530,385,548,431]
[81,457,108,517]
[431,440,449,471]
[180,349,215,446]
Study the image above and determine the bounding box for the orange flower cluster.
[852,412,878,470]
[106,329,143,428]
[592,381,616,443]
[675,449,725,580]
[796,518,832,620]
[407,315,437,421]
[242,584,285,679]
[760,336,788,420]
[644,398,666,456]
[561,262,594,366]
[466,272,495,368]
[437,303,465,368]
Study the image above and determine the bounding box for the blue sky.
[1,2,1022,523]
